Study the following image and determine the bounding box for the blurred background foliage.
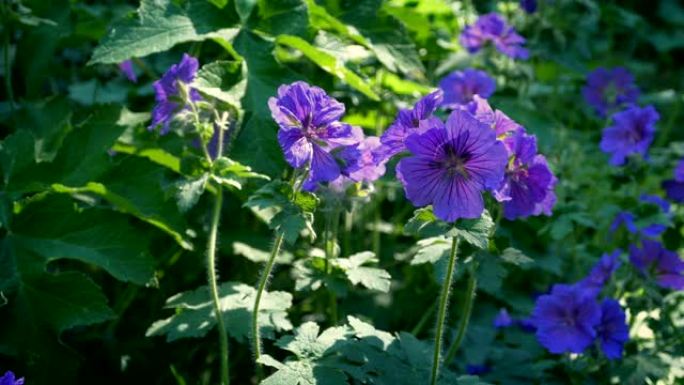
[0,0,683,384]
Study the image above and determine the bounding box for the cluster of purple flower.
[268,81,388,190]
[610,194,671,238]
[390,92,555,222]
[531,251,629,359]
[663,159,684,202]
[149,54,202,134]
[269,76,556,222]
[0,371,23,385]
[459,13,529,60]
[584,67,660,167]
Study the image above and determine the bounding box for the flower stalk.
[443,269,477,366]
[430,236,460,385]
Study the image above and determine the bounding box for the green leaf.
[411,237,450,265]
[146,281,293,342]
[500,248,534,269]
[50,155,192,250]
[340,0,425,78]
[232,241,294,264]
[248,0,309,37]
[194,60,247,111]
[211,156,269,190]
[13,98,72,163]
[8,195,156,285]
[235,0,257,22]
[335,251,391,292]
[244,180,318,244]
[1,106,132,193]
[89,0,240,64]
[404,207,494,249]
[276,35,380,101]
[175,174,209,213]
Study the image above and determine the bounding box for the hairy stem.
[430,236,459,385]
[207,188,229,385]
[252,233,284,366]
[443,270,477,366]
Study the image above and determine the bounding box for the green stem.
[207,188,229,385]
[252,233,284,366]
[430,236,459,385]
[443,270,477,366]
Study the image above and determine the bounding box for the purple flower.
[339,136,387,183]
[596,299,629,360]
[494,308,513,328]
[119,60,137,83]
[629,240,684,290]
[599,105,659,166]
[269,81,359,188]
[517,317,537,332]
[675,159,684,182]
[438,69,496,108]
[0,371,24,385]
[459,13,529,60]
[582,67,640,117]
[150,54,201,134]
[377,91,443,160]
[520,0,537,13]
[493,130,557,219]
[396,109,507,222]
[639,194,670,237]
[610,211,637,234]
[466,364,491,375]
[663,159,684,202]
[467,95,521,137]
[578,250,621,292]
[532,284,601,354]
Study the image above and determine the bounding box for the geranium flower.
[150,54,202,134]
[596,299,629,360]
[494,308,513,328]
[578,250,621,292]
[599,105,659,166]
[629,240,684,290]
[439,68,496,108]
[397,109,507,222]
[493,130,557,219]
[119,59,137,83]
[0,371,24,385]
[583,67,639,117]
[269,81,358,187]
[376,90,443,160]
[532,284,601,354]
[459,13,529,59]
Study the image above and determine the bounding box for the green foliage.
[294,251,391,294]
[405,207,494,250]
[245,180,319,244]
[146,281,293,342]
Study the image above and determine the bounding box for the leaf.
[500,248,534,269]
[411,237,450,265]
[211,156,269,190]
[1,106,132,194]
[175,174,209,212]
[339,0,425,78]
[232,241,294,264]
[8,195,156,285]
[335,251,391,292]
[248,0,309,37]
[146,281,293,342]
[404,207,494,250]
[193,60,248,111]
[276,35,380,101]
[50,155,192,250]
[13,98,72,163]
[235,0,257,22]
[89,0,240,64]
[244,180,318,244]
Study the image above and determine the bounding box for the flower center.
[444,153,469,178]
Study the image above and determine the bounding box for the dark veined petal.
[278,128,313,168]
